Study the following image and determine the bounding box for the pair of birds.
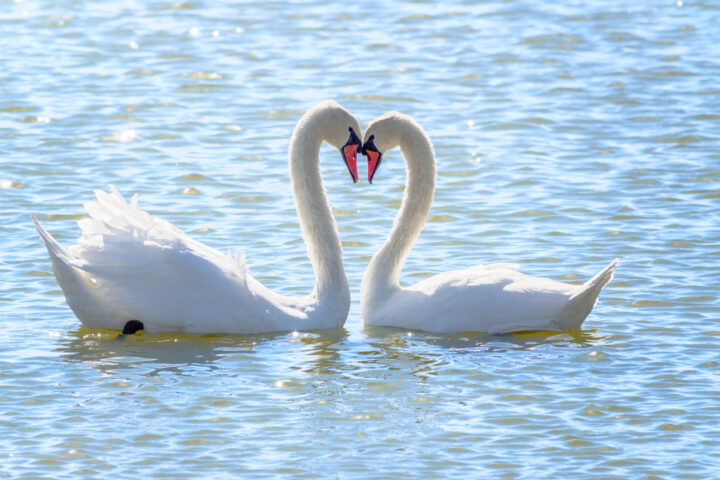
[34,101,617,336]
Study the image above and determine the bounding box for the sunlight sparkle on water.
[2,0,718,478]
[102,128,137,143]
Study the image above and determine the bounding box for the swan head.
[361,112,408,183]
[314,100,362,183]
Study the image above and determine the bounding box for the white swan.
[360,112,618,334]
[33,100,363,335]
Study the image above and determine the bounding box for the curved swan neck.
[364,118,435,295]
[289,107,348,298]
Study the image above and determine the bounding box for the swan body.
[360,112,617,334]
[34,100,362,334]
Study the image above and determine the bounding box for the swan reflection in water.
[56,324,603,376]
[52,325,606,431]
[56,327,350,377]
[364,326,604,351]
[360,327,605,381]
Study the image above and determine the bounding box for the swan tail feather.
[33,214,130,328]
[556,258,618,330]
[32,214,71,263]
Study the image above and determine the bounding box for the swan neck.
[364,120,435,297]
[289,111,348,301]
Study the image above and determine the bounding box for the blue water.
[2,0,719,478]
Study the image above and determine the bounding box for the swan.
[33,100,363,335]
[360,112,618,334]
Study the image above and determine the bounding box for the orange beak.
[341,128,361,183]
[362,135,383,184]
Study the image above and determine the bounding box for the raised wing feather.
[70,187,254,331]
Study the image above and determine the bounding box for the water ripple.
[1,0,719,478]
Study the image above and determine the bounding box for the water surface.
[2,0,719,478]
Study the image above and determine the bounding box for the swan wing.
[69,187,255,332]
[396,261,616,334]
[397,266,577,333]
